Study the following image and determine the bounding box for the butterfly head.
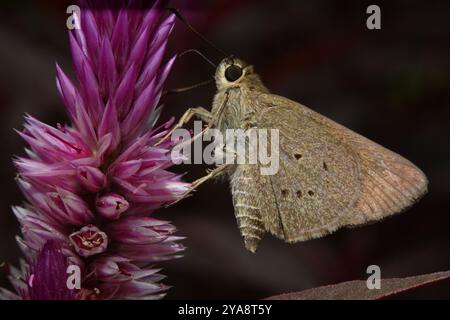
[215,57,255,90]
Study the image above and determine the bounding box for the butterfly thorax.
[212,58,269,131]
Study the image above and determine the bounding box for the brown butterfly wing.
[252,93,427,243]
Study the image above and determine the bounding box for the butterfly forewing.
[251,93,427,242]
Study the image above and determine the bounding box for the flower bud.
[77,166,107,192]
[96,193,129,220]
[48,187,94,225]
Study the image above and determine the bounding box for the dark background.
[1,0,449,299]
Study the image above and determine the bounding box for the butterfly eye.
[225,65,243,82]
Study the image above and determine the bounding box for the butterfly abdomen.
[230,168,266,253]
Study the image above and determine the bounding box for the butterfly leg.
[155,107,213,146]
[190,165,229,190]
[166,164,229,207]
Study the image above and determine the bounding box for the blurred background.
[0,0,449,299]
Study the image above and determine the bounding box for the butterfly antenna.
[179,48,217,69]
[163,49,215,96]
[168,7,229,57]
[163,79,214,96]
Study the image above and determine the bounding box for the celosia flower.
[1,0,189,300]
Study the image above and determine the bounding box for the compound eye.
[224,65,243,82]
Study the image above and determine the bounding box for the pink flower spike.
[4,0,188,300]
